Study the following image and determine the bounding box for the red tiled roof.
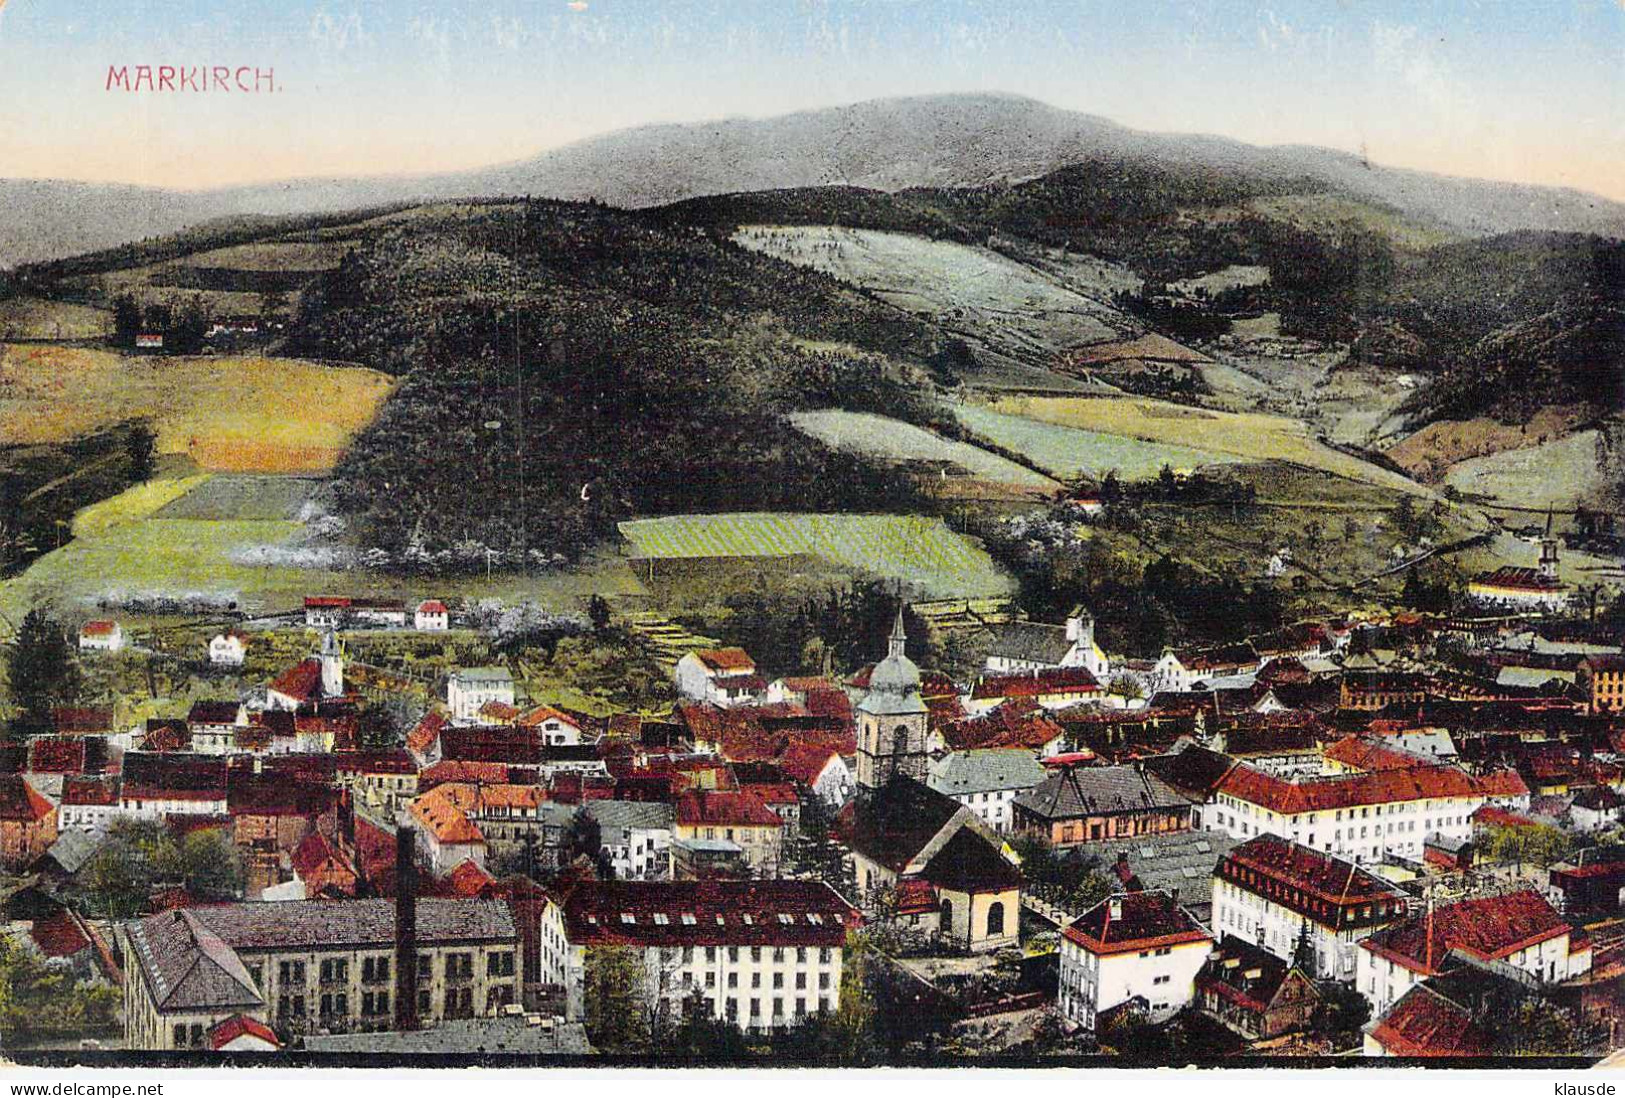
[407,711,448,756]
[1470,567,1565,593]
[1063,891,1212,956]
[417,600,448,614]
[1221,836,1401,922]
[63,776,118,806]
[140,720,192,752]
[740,781,799,806]
[970,666,1101,701]
[410,786,485,846]
[893,877,940,916]
[80,620,118,637]
[1477,769,1531,798]
[290,831,354,883]
[937,702,1065,752]
[1323,735,1437,772]
[30,908,93,958]
[442,858,498,897]
[1218,760,1495,814]
[334,749,418,775]
[188,701,243,726]
[28,736,87,774]
[1369,985,1493,1057]
[0,774,55,822]
[418,759,516,789]
[778,743,841,785]
[208,1014,281,1051]
[693,647,756,673]
[479,701,522,722]
[676,790,784,829]
[559,880,857,947]
[268,658,323,702]
[515,704,581,729]
[1361,890,1572,976]
[52,707,113,735]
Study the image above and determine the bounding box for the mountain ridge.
[4,91,1624,268]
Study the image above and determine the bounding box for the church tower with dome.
[856,605,930,792]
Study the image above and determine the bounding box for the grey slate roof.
[126,909,265,1013]
[927,748,1047,797]
[41,828,105,875]
[452,667,513,683]
[988,621,1072,665]
[1013,764,1193,821]
[583,800,675,838]
[168,897,516,952]
[1092,829,1238,910]
[306,1015,594,1055]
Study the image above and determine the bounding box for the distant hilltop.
[4,92,1624,268]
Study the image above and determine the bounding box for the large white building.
[926,748,1047,834]
[1208,760,1524,865]
[1210,835,1405,982]
[1057,890,1214,1031]
[537,880,857,1034]
[1356,889,1591,1017]
[446,667,515,723]
[984,605,1109,680]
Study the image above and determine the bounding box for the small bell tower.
[320,628,344,698]
[1540,509,1561,582]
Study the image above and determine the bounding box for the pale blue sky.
[0,1,1620,199]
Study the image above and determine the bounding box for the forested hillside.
[285,200,959,566]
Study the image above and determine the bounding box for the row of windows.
[720,995,832,1020]
[258,950,514,990]
[663,945,835,965]
[709,970,831,991]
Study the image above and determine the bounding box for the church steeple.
[856,601,928,793]
[888,604,908,660]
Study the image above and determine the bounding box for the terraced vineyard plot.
[155,475,321,520]
[787,410,1057,488]
[952,403,1243,480]
[619,513,1012,598]
[1443,430,1609,510]
[734,225,1131,387]
[984,395,1431,495]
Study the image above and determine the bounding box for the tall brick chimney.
[394,821,420,1031]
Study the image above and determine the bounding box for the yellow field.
[983,394,1431,495]
[0,296,110,340]
[0,344,394,473]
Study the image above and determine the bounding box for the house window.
[986,901,1006,937]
